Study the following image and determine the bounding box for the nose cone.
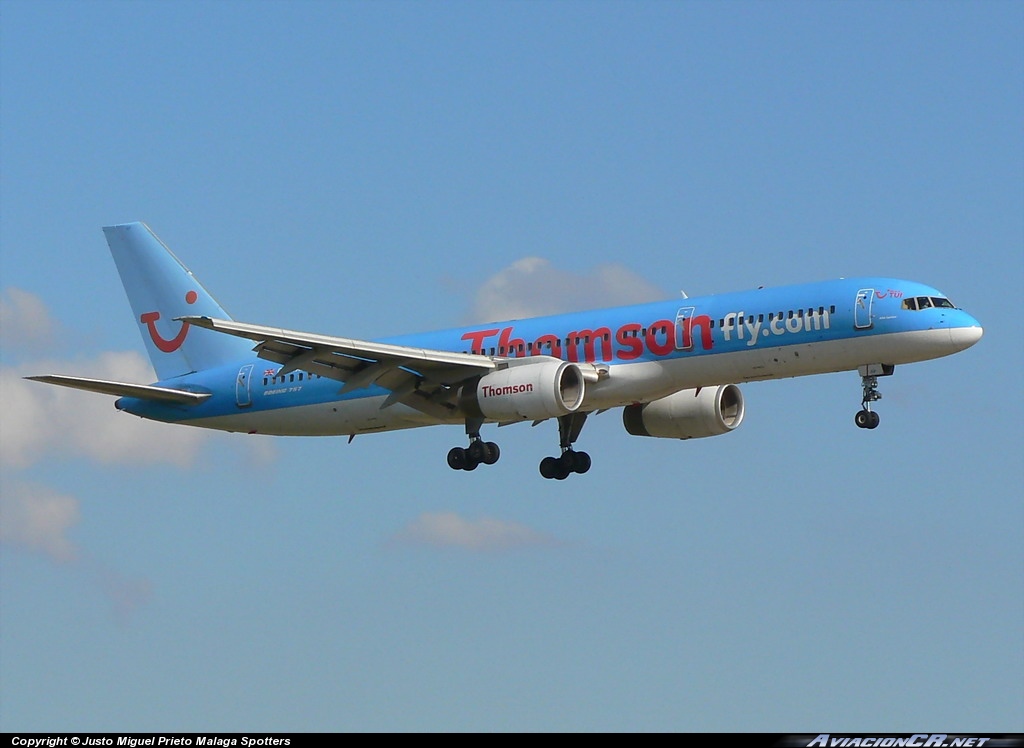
[949,314,983,352]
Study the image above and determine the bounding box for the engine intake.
[462,360,585,421]
[623,384,744,439]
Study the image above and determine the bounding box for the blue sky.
[1,0,1021,732]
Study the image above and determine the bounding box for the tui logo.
[141,290,197,353]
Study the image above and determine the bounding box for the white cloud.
[0,481,153,617]
[392,512,559,552]
[94,565,153,621]
[0,482,81,562]
[0,287,56,352]
[467,257,666,322]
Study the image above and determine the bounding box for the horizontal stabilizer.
[25,375,211,404]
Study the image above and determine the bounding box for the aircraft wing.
[181,315,498,417]
[24,375,211,404]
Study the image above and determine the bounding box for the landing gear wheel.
[572,450,592,474]
[855,410,881,429]
[448,446,481,470]
[482,442,500,465]
[556,452,576,479]
[447,447,467,470]
[539,456,561,480]
[467,440,486,463]
[539,450,591,479]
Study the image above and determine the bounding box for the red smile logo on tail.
[141,290,198,353]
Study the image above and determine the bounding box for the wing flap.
[180,315,499,418]
[25,375,211,404]
[180,316,496,377]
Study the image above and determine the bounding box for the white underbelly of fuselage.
[188,396,451,436]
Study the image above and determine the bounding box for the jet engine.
[622,384,744,439]
[462,360,585,421]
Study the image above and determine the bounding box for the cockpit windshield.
[902,296,956,311]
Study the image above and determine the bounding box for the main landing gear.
[445,413,594,479]
[447,418,500,471]
[539,412,591,480]
[855,364,893,430]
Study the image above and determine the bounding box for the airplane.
[27,222,983,479]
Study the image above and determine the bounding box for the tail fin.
[103,222,253,380]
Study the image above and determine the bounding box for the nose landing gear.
[855,364,893,430]
[854,408,880,429]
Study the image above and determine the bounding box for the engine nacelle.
[622,384,744,439]
[462,361,585,421]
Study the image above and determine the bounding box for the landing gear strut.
[855,364,893,430]
[539,412,591,480]
[447,418,500,471]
